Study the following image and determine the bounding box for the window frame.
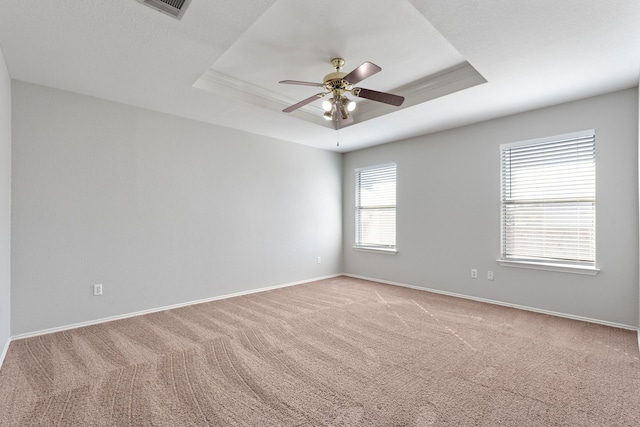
[498,130,599,275]
[353,163,397,254]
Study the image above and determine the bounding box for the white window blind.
[500,130,595,267]
[355,164,396,250]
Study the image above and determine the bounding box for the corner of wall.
[0,337,10,368]
[0,43,11,369]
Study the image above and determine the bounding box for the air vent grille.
[137,0,192,20]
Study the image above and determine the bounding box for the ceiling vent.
[137,0,192,20]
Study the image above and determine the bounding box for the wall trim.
[11,274,342,341]
[345,273,638,331]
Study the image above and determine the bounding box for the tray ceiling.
[0,0,638,152]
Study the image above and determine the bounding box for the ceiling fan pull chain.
[336,127,340,147]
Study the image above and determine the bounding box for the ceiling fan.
[279,58,405,127]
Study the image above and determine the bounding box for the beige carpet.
[1,276,639,426]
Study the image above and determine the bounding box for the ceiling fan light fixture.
[336,100,350,120]
[323,111,333,120]
[344,97,356,112]
[322,98,334,112]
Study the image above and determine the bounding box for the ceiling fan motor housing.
[324,58,351,94]
[323,72,350,94]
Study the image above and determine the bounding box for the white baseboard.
[11,274,342,341]
[344,273,637,331]
[8,272,637,346]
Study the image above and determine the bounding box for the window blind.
[355,164,396,249]
[500,131,595,266]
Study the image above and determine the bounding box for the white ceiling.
[0,0,638,152]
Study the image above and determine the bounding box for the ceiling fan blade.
[352,87,404,106]
[279,80,323,87]
[343,62,382,85]
[282,93,325,113]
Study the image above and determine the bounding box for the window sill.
[353,246,398,255]
[498,259,599,275]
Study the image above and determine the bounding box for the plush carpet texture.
[1,276,639,426]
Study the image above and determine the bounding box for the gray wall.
[11,81,343,335]
[344,88,639,327]
[7,79,640,336]
[0,47,10,355]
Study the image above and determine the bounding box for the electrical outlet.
[317,256,321,264]
[487,271,494,281]
[471,269,478,279]
[93,284,103,296]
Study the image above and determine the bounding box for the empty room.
[1,1,639,425]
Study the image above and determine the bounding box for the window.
[499,130,597,274]
[355,163,396,252]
